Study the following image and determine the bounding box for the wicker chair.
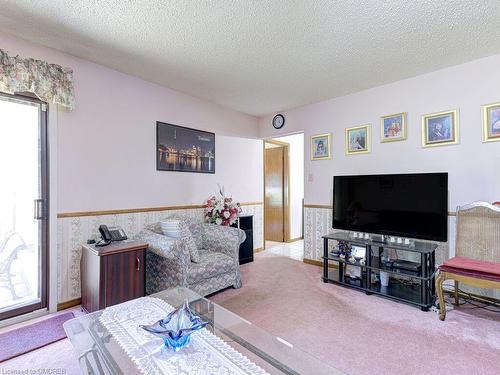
[435,202,500,320]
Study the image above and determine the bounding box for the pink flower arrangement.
[204,185,241,226]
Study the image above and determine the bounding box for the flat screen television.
[332,173,448,242]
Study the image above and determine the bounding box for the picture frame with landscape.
[345,124,371,155]
[380,112,406,142]
[421,110,458,147]
[311,133,332,160]
[482,101,500,143]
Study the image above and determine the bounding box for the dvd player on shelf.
[392,260,421,275]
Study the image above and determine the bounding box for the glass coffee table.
[64,287,341,374]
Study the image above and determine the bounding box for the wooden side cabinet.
[81,240,148,313]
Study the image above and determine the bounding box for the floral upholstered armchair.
[134,217,246,296]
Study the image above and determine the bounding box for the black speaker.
[232,215,254,264]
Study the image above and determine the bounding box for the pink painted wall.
[0,33,262,212]
[259,54,500,209]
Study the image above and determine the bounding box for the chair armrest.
[134,230,190,272]
[201,224,246,258]
[134,230,191,293]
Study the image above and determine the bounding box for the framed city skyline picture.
[421,110,458,148]
[482,101,500,143]
[156,122,215,173]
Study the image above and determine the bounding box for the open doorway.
[263,133,304,260]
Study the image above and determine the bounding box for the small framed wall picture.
[345,124,371,155]
[311,133,332,160]
[482,102,500,143]
[380,112,407,142]
[421,110,458,148]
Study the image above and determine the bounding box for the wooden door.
[265,147,285,241]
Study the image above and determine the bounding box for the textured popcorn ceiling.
[1,1,500,116]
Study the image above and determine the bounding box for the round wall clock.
[272,114,285,129]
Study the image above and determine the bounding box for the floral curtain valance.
[0,48,75,110]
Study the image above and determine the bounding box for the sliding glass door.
[0,93,48,320]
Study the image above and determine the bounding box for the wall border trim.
[57,298,81,311]
[304,204,332,209]
[58,201,263,218]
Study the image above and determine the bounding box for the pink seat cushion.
[439,256,500,282]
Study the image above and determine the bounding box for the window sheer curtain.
[0,48,74,110]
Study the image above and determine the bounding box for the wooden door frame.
[263,139,290,247]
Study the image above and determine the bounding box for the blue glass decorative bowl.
[140,301,208,352]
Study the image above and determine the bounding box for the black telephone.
[96,225,128,246]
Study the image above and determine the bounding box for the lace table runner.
[99,297,269,375]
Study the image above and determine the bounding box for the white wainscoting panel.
[303,207,499,299]
[57,204,263,303]
[304,207,332,260]
[304,206,452,263]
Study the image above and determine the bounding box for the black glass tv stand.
[322,231,438,311]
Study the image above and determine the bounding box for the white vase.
[380,271,390,287]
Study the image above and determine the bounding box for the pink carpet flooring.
[210,253,500,375]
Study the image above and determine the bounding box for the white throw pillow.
[160,219,200,263]
[160,219,182,238]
